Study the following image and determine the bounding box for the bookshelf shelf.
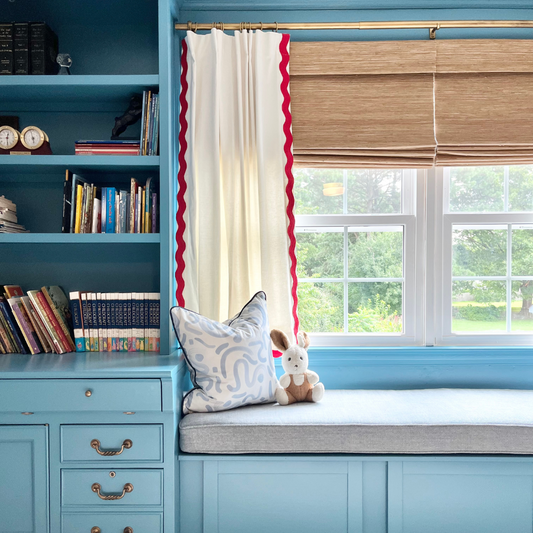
[0,156,160,174]
[0,75,160,102]
[0,233,161,244]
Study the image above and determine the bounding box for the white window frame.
[295,169,426,347]
[432,166,533,346]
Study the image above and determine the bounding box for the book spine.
[141,188,146,234]
[21,296,51,353]
[115,192,119,233]
[42,287,76,351]
[152,193,157,233]
[127,293,133,352]
[105,293,112,352]
[101,187,107,234]
[0,318,11,353]
[68,292,85,352]
[8,298,41,354]
[139,295,145,352]
[13,22,29,75]
[74,184,83,233]
[139,90,147,154]
[0,23,14,75]
[95,293,103,352]
[92,197,101,233]
[36,292,71,353]
[89,292,99,352]
[143,91,152,156]
[153,94,160,156]
[0,305,17,352]
[30,23,59,75]
[81,292,90,351]
[0,297,27,353]
[62,170,73,233]
[143,293,150,351]
[136,188,141,233]
[106,187,116,233]
[109,293,116,352]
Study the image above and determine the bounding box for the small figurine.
[270,329,325,405]
[112,94,143,138]
[56,54,72,75]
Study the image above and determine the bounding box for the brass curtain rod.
[175,20,533,39]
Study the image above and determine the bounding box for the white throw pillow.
[171,291,279,414]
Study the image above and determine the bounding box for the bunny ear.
[270,329,290,352]
[297,331,310,350]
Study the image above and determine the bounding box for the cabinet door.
[0,426,48,533]
[389,461,533,533]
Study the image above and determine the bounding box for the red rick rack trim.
[175,39,189,307]
[279,33,300,342]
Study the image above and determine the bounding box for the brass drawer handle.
[91,439,132,456]
[91,529,133,533]
[91,482,133,500]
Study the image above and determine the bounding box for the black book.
[62,170,73,234]
[30,22,59,75]
[0,23,14,75]
[14,23,29,75]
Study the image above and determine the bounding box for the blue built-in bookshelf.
[0,0,179,355]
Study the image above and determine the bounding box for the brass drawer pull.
[91,438,132,456]
[91,528,133,533]
[91,482,133,500]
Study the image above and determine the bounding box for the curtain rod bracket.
[429,24,440,40]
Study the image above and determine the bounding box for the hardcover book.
[8,297,43,354]
[27,290,65,354]
[69,291,85,352]
[41,286,75,351]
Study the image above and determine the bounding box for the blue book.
[81,293,90,351]
[101,187,107,234]
[69,291,85,352]
[106,187,116,233]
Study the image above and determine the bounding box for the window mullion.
[344,226,349,334]
[507,223,512,333]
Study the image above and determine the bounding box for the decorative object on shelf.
[0,125,52,155]
[56,53,72,75]
[112,94,143,138]
[270,329,325,405]
[0,195,28,233]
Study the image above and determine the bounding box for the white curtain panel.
[176,29,298,339]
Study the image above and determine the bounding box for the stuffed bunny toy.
[270,329,325,405]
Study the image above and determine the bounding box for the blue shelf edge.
[0,156,160,171]
[0,233,161,244]
[0,74,159,88]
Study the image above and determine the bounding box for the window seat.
[179,388,533,454]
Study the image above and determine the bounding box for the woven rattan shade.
[290,41,437,168]
[290,39,533,168]
[435,40,533,166]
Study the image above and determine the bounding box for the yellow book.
[74,184,83,234]
[141,188,146,234]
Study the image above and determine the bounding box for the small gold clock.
[20,126,47,150]
[0,125,20,150]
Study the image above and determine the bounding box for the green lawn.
[452,319,533,333]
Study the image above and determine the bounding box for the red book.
[36,291,72,353]
[3,285,24,298]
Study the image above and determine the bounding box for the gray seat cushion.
[179,389,533,454]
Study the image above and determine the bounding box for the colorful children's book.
[41,286,75,352]
[8,297,42,354]
[69,291,85,352]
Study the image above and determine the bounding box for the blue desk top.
[0,351,184,379]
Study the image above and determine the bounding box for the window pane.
[348,282,402,333]
[348,227,403,278]
[452,280,506,333]
[512,280,533,332]
[509,165,533,212]
[294,169,343,215]
[512,227,533,277]
[296,228,343,278]
[448,166,504,213]
[297,282,343,333]
[452,226,507,277]
[346,169,402,214]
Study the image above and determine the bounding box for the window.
[295,165,533,346]
[294,168,422,346]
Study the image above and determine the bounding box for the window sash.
[295,169,425,346]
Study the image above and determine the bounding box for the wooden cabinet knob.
[85,390,92,397]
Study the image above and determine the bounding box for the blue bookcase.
[0,0,179,355]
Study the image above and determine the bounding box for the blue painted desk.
[0,352,186,533]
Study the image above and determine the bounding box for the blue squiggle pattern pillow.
[171,292,278,414]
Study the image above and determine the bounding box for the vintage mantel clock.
[0,125,52,155]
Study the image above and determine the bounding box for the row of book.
[0,285,75,355]
[62,171,158,234]
[0,195,28,233]
[140,90,160,156]
[0,285,161,355]
[0,22,58,75]
[75,140,141,156]
[70,292,160,353]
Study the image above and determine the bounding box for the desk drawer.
[62,469,163,507]
[62,512,162,533]
[61,425,163,463]
[0,379,161,412]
